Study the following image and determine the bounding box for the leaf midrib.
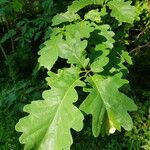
[39,77,80,149]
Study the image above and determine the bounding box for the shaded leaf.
[0,29,16,43]
[91,44,110,73]
[12,0,23,12]
[90,24,115,72]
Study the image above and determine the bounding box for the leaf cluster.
[15,0,138,149]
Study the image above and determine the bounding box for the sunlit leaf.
[80,73,137,137]
[108,0,135,24]
[15,68,84,150]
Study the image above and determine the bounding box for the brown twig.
[129,22,150,44]
[137,22,150,39]
[129,41,150,54]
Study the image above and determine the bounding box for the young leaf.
[107,0,135,24]
[52,12,80,26]
[52,0,105,26]
[68,0,104,13]
[84,9,102,23]
[80,73,137,137]
[15,68,84,150]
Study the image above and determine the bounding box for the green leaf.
[12,0,23,12]
[84,9,101,23]
[95,24,115,49]
[104,44,131,74]
[0,0,9,6]
[68,0,104,13]
[52,0,105,26]
[84,7,107,23]
[99,6,107,17]
[52,12,80,26]
[38,34,63,70]
[107,0,135,24]
[0,0,8,5]
[0,29,16,44]
[15,68,84,150]
[58,33,89,68]
[80,73,137,137]
[65,21,95,38]
[91,44,110,73]
[80,76,107,137]
[121,51,132,65]
[90,24,115,72]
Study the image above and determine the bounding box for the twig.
[129,41,150,54]
[0,43,8,60]
[136,22,150,40]
[5,17,15,53]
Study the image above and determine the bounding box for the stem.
[11,38,15,52]
[0,43,8,60]
[129,41,150,54]
[5,16,15,53]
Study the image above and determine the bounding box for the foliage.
[0,0,150,149]
[125,101,150,150]
[0,76,47,149]
[15,0,139,149]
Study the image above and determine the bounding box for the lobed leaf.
[58,33,89,68]
[90,44,110,73]
[80,73,137,137]
[52,0,105,26]
[90,24,115,72]
[84,7,107,23]
[65,21,95,38]
[68,0,104,13]
[107,0,136,24]
[84,9,102,23]
[38,34,63,70]
[121,51,132,65]
[52,12,80,26]
[15,67,84,150]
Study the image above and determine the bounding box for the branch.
[129,41,150,54]
[136,22,150,40]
